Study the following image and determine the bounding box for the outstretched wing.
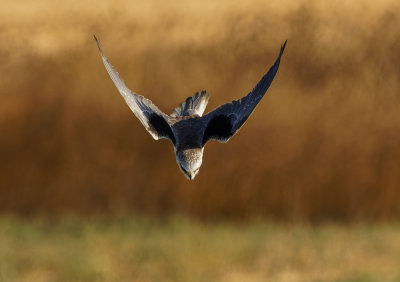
[94,36,175,144]
[201,40,286,145]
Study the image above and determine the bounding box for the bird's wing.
[201,40,286,145]
[94,36,175,144]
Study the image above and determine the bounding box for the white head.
[175,148,204,180]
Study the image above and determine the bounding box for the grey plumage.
[94,35,286,180]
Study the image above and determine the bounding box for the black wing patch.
[149,114,176,144]
[202,114,233,143]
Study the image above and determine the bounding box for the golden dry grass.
[1,216,400,282]
[1,0,400,220]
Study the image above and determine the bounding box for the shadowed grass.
[1,216,400,282]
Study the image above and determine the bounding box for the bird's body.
[94,36,286,180]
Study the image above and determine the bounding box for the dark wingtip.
[93,34,104,55]
[280,40,287,56]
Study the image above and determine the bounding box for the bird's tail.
[171,90,210,117]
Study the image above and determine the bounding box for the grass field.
[0,216,399,282]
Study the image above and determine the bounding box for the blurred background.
[1,0,400,281]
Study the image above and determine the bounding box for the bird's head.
[175,148,203,180]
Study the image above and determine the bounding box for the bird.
[94,35,286,180]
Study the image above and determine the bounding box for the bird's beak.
[187,168,200,180]
[188,172,195,180]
